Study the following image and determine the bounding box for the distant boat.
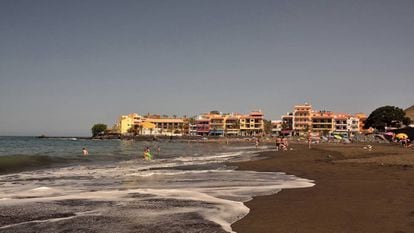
[37,135,46,138]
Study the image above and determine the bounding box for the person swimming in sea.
[143,146,153,160]
[82,147,88,156]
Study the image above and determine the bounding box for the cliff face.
[405,105,414,122]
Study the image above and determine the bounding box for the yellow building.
[240,111,264,136]
[118,113,186,136]
[119,113,144,134]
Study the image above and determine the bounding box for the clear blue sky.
[1,0,413,136]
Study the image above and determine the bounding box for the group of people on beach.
[275,137,289,151]
[399,138,412,148]
[252,136,290,151]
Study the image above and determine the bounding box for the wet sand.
[232,143,414,233]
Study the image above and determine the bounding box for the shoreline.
[230,143,414,233]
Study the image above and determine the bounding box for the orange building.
[293,103,312,135]
[311,111,334,135]
[355,113,370,133]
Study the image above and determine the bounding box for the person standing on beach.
[275,137,281,151]
[82,148,88,156]
[281,137,288,151]
[255,137,260,148]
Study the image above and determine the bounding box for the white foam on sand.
[172,151,247,162]
[127,169,233,177]
[130,188,249,233]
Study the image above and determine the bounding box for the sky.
[0,0,413,136]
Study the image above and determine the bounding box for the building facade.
[311,111,334,136]
[192,111,264,136]
[118,113,144,134]
[239,111,264,136]
[271,120,282,136]
[145,118,185,136]
[279,103,369,136]
[118,113,186,136]
[293,103,312,135]
[334,113,349,135]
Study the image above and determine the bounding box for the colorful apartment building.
[225,115,241,135]
[311,111,334,135]
[209,114,225,136]
[334,113,349,133]
[240,111,264,136]
[280,103,369,136]
[195,115,210,136]
[293,103,312,133]
[192,111,264,136]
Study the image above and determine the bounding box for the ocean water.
[0,137,314,233]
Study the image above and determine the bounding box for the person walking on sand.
[82,148,88,156]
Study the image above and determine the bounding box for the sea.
[0,136,314,233]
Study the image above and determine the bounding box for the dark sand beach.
[232,143,414,233]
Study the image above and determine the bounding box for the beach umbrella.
[333,134,342,140]
[395,133,408,139]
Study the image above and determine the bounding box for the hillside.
[405,105,414,122]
